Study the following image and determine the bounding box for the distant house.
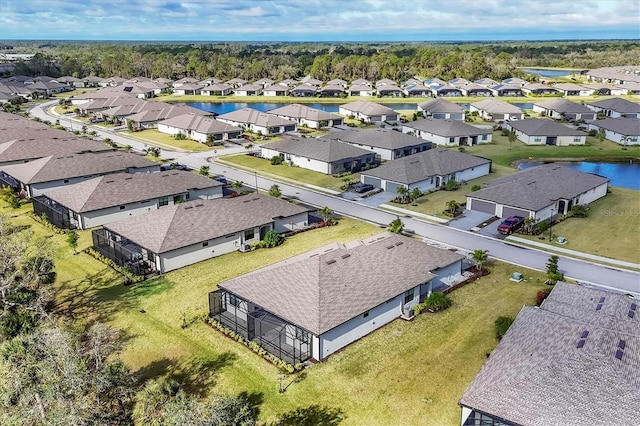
[124,104,210,130]
[458,83,492,97]
[489,83,523,97]
[209,233,464,363]
[459,282,640,426]
[377,84,403,97]
[522,83,560,96]
[360,148,491,193]
[375,78,397,87]
[417,98,464,121]
[431,85,463,97]
[403,118,492,146]
[158,114,243,143]
[552,83,594,96]
[267,104,344,128]
[171,83,203,96]
[234,84,263,96]
[474,78,498,87]
[225,78,247,88]
[338,100,399,123]
[466,164,608,220]
[448,78,471,87]
[201,83,233,96]
[0,151,159,198]
[217,108,297,135]
[93,195,311,274]
[403,83,432,97]
[326,78,348,88]
[253,78,275,89]
[33,170,222,230]
[469,99,525,121]
[318,84,346,97]
[302,78,323,88]
[505,118,587,145]
[291,85,317,97]
[582,83,624,96]
[587,118,640,145]
[198,77,223,85]
[172,77,199,87]
[323,127,431,161]
[348,84,376,97]
[533,99,596,121]
[585,98,640,119]
[262,85,289,97]
[352,78,372,87]
[617,82,640,95]
[502,77,527,86]
[261,135,378,175]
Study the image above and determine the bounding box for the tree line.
[7,40,640,83]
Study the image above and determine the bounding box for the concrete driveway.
[341,190,397,207]
[448,209,506,239]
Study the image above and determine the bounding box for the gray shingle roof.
[0,135,113,164]
[552,83,590,91]
[459,282,640,426]
[470,99,523,114]
[507,118,586,136]
[417,98,464,114]
[220,233,463,335]
[217,108,296,127]
[404,118,491,137]
[104,194,310,254]
[362,149,490,184]
[158,114,240,134]
[1,151,157,184]
[322,127,425,150]
[586,98,640,114]
[533,98,594,114]
[267,104,342,122]
[43,170,221,213]
[588,118,640,135]
[262,135,372,163]
[467,163,609,211]
[339,100,397,117]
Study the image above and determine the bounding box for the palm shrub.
[424,292,452,312]
[388,217,404,234]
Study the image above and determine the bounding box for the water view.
[522,68,582,77]
[518,161,640,190]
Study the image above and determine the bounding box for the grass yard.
[117,129,212,152]
[514,186,640,264]
[219,153,354,192]
[2,198,549,424]
[389,164,515,218]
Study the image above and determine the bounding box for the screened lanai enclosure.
[32,196,77,229]
[92,228,157,277]
[208,289,311,365]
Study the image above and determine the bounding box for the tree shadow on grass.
[134,351,238,398]
[238,390,264,419]
[271,405,345,426]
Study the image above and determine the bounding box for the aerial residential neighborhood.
[0,2,639,425]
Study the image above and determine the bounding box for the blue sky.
[1,0,638,41]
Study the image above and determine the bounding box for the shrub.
[495,315,514,340]
[270,155,284,165]
[536,289,552,306]
[424,292,452,312]
[174,132,186,140]
[263,230,283,248]
[501,128,510,136]
[444,179,460,191]
[571,204,588,217]
[471,184,481,191]
[588,129,597,137]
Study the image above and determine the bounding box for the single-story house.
[403,83,432,97]
[585,98,640,119]
[532,99,597,121]
[424,78,448,88]
[582,83,625,96]
[522,83,560,96]
[348,84,376,97]
[403,118,493,146]
[234,84,263,97]
[278,79,299,88]
[318,84,345,97]
[431,85,463,97]
[505,118,587,145]
[291,85,317,97]
[417,98,464,121]
[465,163,609,220]
[27,81,72,97]
[469,99,525,121]
[338,100,399,123]
[502,77,527,86]
[460,282,640,426]
[171,83,203,96]
[474,78,498,87]
[262,85,289,96]
[225,78,248,88]
[210,232,464,363]
[352,78,372,87]
[94,194,311,274]
[302,78,323,88]
[448,78,471,87]
[552,83,594,97]
[253,78,275,89]
[216,108,297,135]
[360,148,491,193]
[618,82,640,95]
[201,83,233,96]
[33,170,222,230]
[458,83,492,97]
[323,127,431,161]
[124,104,210,130]
[587,118,640,145]
[0,151,159,198]
[401,78,424,88]
[489,83,523,97]
[377,85,403,97]
[586,66,640,84]
[267,104,344,129]
[326,78,348,88]
[172,77,199,87]
[260,135,378,175]
[198,77,223,85]
[376,78,397,87]
[158,114,243,143]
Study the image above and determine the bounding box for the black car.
[212,176,228,185]
[354,183,374,193]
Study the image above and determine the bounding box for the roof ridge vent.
[325,259,336,265]
[341,253,351,259]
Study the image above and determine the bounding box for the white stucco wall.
[456,163,492,182]
[556,135,586,146]
[274,212,308,233]
[578,182,608,205]
[427,261,463,293]
[80,200,157,229]
[404,127,492,147]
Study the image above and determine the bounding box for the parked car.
[354,183,374,193]
[212,176,228,185]
[497,216,525,235]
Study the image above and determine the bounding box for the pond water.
[522,68,580,77]
[518,161,640,190]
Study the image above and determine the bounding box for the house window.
[449,137,455,143]
[244,229,255,240]
[481,134,488,141]
[295,327,309,343]
[158,196,169,207]
[404,288,415,305]
[229,294,240,307]
[363,311,369,318]
[202,241,209,247]
[533,137,542,143]
[573,136,582,142]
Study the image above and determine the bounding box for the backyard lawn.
[219,153,355,192]
[1,199,549,425]
[117,129,213,152]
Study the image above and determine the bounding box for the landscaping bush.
[174,132,186,140]
[423,292,452,312]
[443,179,460,191]
[588,129,597,137]
[471,184,481,191]
[495,315,514,340]
[501,128,510,137]
[270,155,284,165]
[536,289,552,306]
[571,204,588,217]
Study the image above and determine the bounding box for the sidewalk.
[379,203,449,224]
[506,236,640,269]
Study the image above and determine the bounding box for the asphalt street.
[31,101,640,296]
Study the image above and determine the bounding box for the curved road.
[31,101,640,296]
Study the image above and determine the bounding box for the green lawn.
[2,199,548,424]
[219,153,354,192]
[514,187,640,264]
[118,129,212,152]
